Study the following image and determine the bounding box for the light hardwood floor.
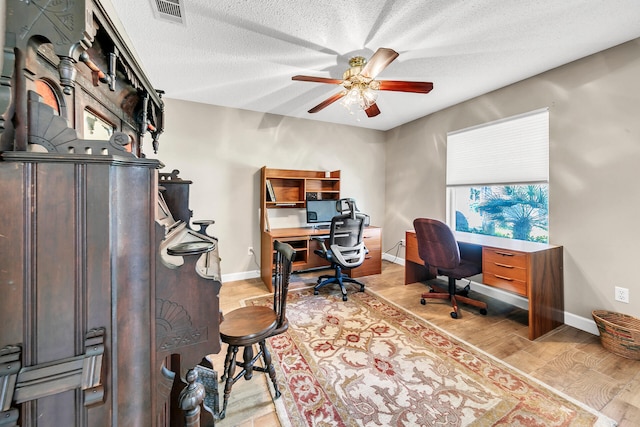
[209,261,639,427]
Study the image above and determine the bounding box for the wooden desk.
[405,230,564,340]
[261,226,382,291]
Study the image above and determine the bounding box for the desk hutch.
[260,166,381,291]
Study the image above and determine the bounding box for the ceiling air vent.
[150,0,186,25]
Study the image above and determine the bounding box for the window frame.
[445,109,550,243]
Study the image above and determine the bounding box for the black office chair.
[413,218,488,318]
[314,199,368,301]
[217,240,295,418]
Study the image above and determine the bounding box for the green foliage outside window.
[454,184,548,243]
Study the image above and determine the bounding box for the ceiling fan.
[292,48,433,118]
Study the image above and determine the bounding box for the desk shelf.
[306,179,340,196]
[266,177,305,205]
[274,236,309,268]
[266,201,305,208]
[261,167,341,224]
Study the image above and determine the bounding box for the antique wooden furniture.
[260,166,381,290]
[158,169,216,237]
[0,1,222,426]
[160,169,197,227]
[405,229,564,340]
[313,201,368,301]
[155,183,222,427]
[413,218,488,318]
[218,241,295,419]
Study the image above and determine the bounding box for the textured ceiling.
[107,0,640,131]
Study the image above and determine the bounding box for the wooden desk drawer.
[351,249,382,277]
[483,247,528,269]
[483,260,528,282]
[351,227,382,278]
[483,247,528,297]
[483,273,528,296]
[363,228,381,248]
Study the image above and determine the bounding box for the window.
[446,109,549,243]
[450,184,549,242]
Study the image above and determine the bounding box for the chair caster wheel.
[480,308,487,315]
[429,288,436,293]
[314,290,319,295]
[459,284,470,297]
[450,311,458,319]
[359,286,365,292]
[342,295,348,301]
[420,298,426,305]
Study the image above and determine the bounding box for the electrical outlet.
[400,239,406,247]
[248,246,253,256]
[615,286,629,303]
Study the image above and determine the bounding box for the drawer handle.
[495,251,515,257]
[494,262,514,269]
[494,274,514,281]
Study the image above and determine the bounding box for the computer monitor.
[306,199,339,226]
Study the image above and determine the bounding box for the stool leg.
[260,340,281,398]
[243,345,255,380]
[221,345,239,419]
[220,345,234,382]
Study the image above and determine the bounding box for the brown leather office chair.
[413,218,488,318]
[218,240,295,418]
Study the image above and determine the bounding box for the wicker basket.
[592,310,640,360]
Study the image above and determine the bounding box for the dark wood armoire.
[0,1,221,426]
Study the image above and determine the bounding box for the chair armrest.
[311,236,328,253]
[330,242,366,268]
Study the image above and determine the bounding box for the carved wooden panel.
[0,153,159,426]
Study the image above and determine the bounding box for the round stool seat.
[220,306,278,346]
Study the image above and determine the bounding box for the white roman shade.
[446,109,549,186]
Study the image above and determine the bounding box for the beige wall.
[150,37,640,328]
[147,104,386,281]
[385,38,640,321]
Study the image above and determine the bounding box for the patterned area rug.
[245,288,616,427]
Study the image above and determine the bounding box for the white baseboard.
[221,269,260,283]
[564,311,599,335]
[383,252,405,265]
[386,256,599,337]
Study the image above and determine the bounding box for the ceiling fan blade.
[308,91,346,113]
[365,103,381,117]
[292,75,344,85]
[377,80,434,94]
[360,48,399,79]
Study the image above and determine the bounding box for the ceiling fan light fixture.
[291,48,432,118]
[341,85,378,113]
[360,87,378,108]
